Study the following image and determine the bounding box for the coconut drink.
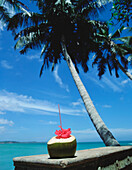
[47,105,77,158]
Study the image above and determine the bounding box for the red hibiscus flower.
[55,126,71,139]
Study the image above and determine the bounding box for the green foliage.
[0,6,10,22]
[92,26,132,78]
[110,0,132,26]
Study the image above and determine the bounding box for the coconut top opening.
[48,135,76,144]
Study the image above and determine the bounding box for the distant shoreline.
[0,141,46,144]
[0,141,132,144]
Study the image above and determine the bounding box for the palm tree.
[0,0,121,146]
[92,26,132,80]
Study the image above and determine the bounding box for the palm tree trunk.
[61,37,120,146]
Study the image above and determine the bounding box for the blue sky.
[0,1,132,143]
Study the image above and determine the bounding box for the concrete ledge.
[13,146,132,170]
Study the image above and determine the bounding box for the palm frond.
[40,42,49,58]
[15,31,44,53]
[113,36,132,46]
[0,6,10,21]
[30,0,58,14]
[18,5,31,17]
[111,26,125,38]
[75,0,113,18]
[40,61,45,77]
[14,22,49,40]
[110,0,132,26]
[115,44,132,55]
[7,12,46,34]
[128,55,132,65]
[97,57,107,79]
[107,54,113,75]
[2,0,29,13]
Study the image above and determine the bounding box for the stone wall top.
[13,146,132,170]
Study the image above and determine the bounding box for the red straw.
[58,104,62,127]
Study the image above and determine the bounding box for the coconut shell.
[47,135,77,158]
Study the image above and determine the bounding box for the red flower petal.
[55,126,71,139]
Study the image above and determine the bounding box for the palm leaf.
[113,36,132,46]
[14,22,49,40]
[111,26,125,38]
[0,6,10,21]
[75,0,113,18]
[18,5,31,17]
[97,57,107,79]
[7,12,46,34]
[2,0,29,12]
[14,31,43,53]
[116,44,132,54]
[40,42,49,58]
[128,55,132,65]
[40,61,45,77]
[107,54,113,75]
[128,55,132,61]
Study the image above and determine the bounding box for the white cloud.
[0,90,83,116]
[72,99,83,106]
[47,121,58,125]
[82,68,122,92]
[53,65,69,92]
[39,120,58,125]
[0,126,5,133]
[72,128,100,142]
[0,119,14,126]
[111,128,132,141]
[81,63,131,92]
[0,111,6,115]
[26,54,40,60]
[73,129,96,134]
[1,60,13,69]
[102,104,112,108]
[121,79,130,85]
[71,99,87,115]
[88,76,105,88]
[121,69,132,86]
[111,128,132,134]
[73,128,132,136]
[102,77,122,92]
[72,128,132,141]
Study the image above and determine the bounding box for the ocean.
[0,141,132,170]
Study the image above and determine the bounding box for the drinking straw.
[58,104,62,127]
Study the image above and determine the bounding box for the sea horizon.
[0,140,132,144]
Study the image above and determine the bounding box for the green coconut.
[47,135,77,158]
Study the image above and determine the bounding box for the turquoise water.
[0,141,132,170]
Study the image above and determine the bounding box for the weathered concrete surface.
[13,146,132,170]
